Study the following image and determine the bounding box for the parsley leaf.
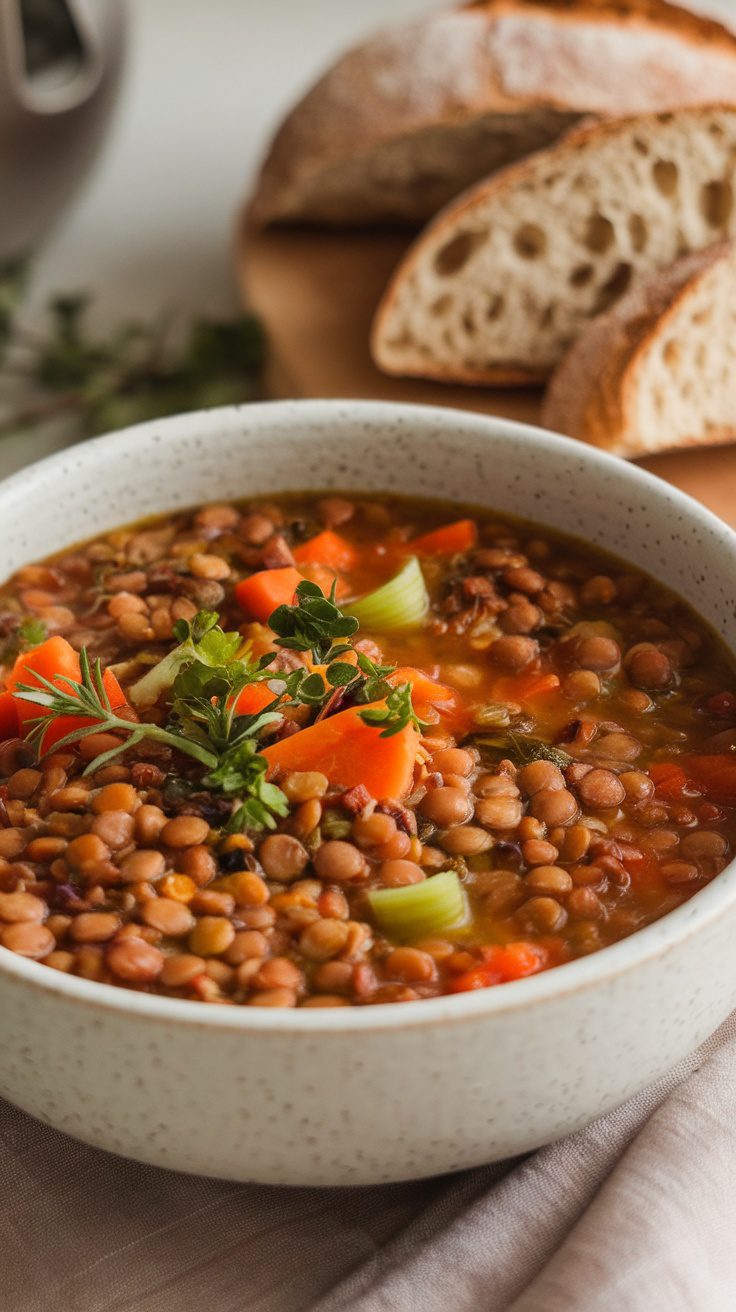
[359,682,430,738]
[268,580,358,662]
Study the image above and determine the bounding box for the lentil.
[0,490,732,1007]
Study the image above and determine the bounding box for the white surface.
[4,0,734,477]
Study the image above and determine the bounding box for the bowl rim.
[1,396,736,1034]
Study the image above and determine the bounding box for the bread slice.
[541,241,736,456]
[371,105,736,385]
[250,0,736,228]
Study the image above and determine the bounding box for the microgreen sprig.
[264,581,428,737]
[268,579,358,663]
[360,682,431,738]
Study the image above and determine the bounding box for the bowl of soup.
[0,399,735,1185]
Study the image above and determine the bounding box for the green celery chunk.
[349,556,429,631]
[368,870,467,941]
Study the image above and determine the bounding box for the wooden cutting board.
[239,223,736,527]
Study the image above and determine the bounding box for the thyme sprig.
[15,649,220,771]
[14,577,429,830]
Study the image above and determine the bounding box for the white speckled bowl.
[1,400,736,1186]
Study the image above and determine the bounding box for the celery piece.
[368,870,466,941]
[349,556,429,631]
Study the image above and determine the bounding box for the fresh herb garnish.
[14,648,221,771]
[15,577,428,830]
[268,579,358,663]
[15,628,288,830]
[359,681,429,738]
[266,581,429,735]
[203,741,290,833]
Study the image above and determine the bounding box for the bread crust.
[251,0,736,227]
[541,241,735,455]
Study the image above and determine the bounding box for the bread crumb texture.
[373,107,736,383]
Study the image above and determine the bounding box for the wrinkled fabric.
[3,1014,735,1312]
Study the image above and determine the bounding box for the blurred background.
[3,0,735,473]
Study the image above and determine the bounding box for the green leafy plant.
[266,580,430,736]
[0,260,264,441]
[14,577,429,829]
[14,624,288,830]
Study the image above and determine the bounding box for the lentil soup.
[0,492,733,1008]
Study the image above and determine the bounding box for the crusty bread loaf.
[541,241,736,456]
[251,0,736,228]
[371,105,736,385]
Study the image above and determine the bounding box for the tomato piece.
[679,754,736,806]
[648,762,691,803]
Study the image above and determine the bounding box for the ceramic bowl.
[1,400,735,1187]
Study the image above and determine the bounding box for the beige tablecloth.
[3,1013,736,1312]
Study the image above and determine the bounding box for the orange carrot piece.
[494,672,561,703]
[294,530,357,573]
[6,635,81,721]
[648,762,690,803]
[0,691,18,740]
[389,666,472,734]
[263,703,419,799]
[450,941,546,992]
[235,567,304,624]
[232,682,280,717]
[5,636,126,752]
[407,519,478,557]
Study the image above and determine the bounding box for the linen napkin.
[2,1009,736,1312]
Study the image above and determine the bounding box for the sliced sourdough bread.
[250,0,736,228]
[371,105,736,385]
[541,241,736,457]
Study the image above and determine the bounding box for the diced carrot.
[648,762,691,803]
[238,621,276,659]
[6,635,81,718]
[494,671,561,703]
[262,703,419,799]
[232,683,280,716]
[450,941,546,992]
[407,519,478,557]
[0,691,18,740]
[294,530,357,573]
[389,666,471,733]
[678,754,736,806]
[298,561,349,601]
[5,636,126,752]
[235,567,304,623]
